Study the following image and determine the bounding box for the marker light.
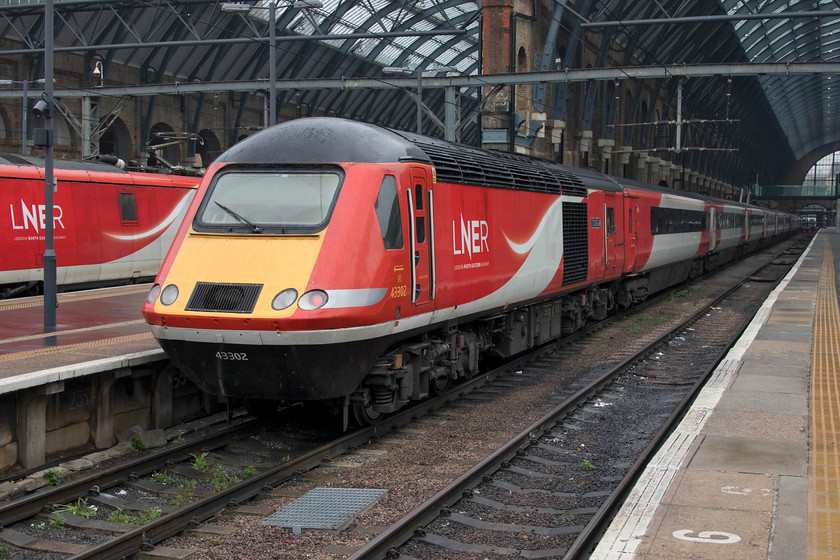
[146,284,161,304]
[160,284,179,306]
[298,289,328,310]
[271,288,298,311]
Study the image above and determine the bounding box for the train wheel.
[351,401,383,427]
[431,376,451,395]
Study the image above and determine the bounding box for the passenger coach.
[1,153,199,297]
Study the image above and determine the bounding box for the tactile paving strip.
[263,487,387,532]
[0,332,152,362]
[808,239,840,560]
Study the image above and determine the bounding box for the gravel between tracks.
[0,242,798,560]
[159,247,788,560]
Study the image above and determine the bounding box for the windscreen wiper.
[214,201,262,233]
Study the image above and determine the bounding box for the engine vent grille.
[562,202,589,286]
[186,282,263,313]
[410,139,585,196]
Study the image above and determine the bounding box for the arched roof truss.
[0,0,481,140]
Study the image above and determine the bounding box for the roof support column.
[445,86,458,142]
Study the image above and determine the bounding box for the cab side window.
[375,176,403,249]
[119,192,138,224]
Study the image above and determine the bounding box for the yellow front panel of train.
[159,231,324,318]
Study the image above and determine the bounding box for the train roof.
[216,117,598,198]
[0,152,131,173]
[211,118,789,214]
[216,117,431,167]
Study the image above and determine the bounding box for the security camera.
[32,99,49,118]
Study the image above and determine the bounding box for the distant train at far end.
[142,117,798,426]
[1,153,200,298]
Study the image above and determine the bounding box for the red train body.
[1,154,199,297]
[142,118,796,424]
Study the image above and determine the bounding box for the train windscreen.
[196,170,341,232]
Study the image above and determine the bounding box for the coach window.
[606,208,616,234]
[628,208,632,234]
[374,176,403,249]
[119,192,138,224]
[414,183,426,243]
[650,207,707,235]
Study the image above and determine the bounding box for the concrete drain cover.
[263,487,387,533]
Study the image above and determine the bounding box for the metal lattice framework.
[0,0,482,142]
[573,0,840,183]
[0,0,838,184]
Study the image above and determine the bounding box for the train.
[141,117,798,426]
[1,153,200,298]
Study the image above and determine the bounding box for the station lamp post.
[221,1,322,127]
[40,0,57,332]
[384,65,456,134]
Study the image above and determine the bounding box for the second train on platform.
[142,117,797,425]
[1,153,199,298]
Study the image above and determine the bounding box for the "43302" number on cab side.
[216,351,248,361]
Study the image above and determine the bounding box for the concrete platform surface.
[0,284,163,393]
[592,231,837,560]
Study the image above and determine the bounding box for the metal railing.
[752,184,838,199]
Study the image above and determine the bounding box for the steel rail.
[563,240,809,558]
[1,236,801,558]
[62,351,548,559]
[0,418,260,528]
[347,240,805,560]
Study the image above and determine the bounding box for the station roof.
[0,0,837,184]
[584,0,840,183]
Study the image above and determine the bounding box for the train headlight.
[298,289,328,310]
[271,288,298,311]
[160,284,180,306]
[146,284,161,304]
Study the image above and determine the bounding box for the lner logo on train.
[9,199,66,233]
[453,214,489,259]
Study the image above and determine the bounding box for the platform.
[0,284,164,394]
[0,284,179,474]
[593,230,838,560]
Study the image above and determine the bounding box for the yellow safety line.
[0,284,150,311]
[0,319,146,346]
[0,332,154,363]
[808,238,840,560]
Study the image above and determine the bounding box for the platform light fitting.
[221,2,251,12]
[222,1,322,11]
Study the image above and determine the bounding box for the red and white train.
[142,118,797,424]
[1,153,199,298]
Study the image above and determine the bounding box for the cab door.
[407,168,433,306]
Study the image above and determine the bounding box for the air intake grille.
[186,282,263,313]
[562,202,589,286]
[410,139,585,196]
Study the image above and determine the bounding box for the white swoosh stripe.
[503,198,562,254]
[107,193,191,241]
[503,194,584,255]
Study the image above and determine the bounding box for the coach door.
[603,192,623,274]
[709,206,718,251]
[407,168,434,306]
[625,197,639,272]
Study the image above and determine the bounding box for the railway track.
[0,236,808,560]
[349,238,807,559]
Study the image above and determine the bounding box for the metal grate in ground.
[263,487,387,533]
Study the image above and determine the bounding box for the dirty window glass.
[375,176,403,249]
